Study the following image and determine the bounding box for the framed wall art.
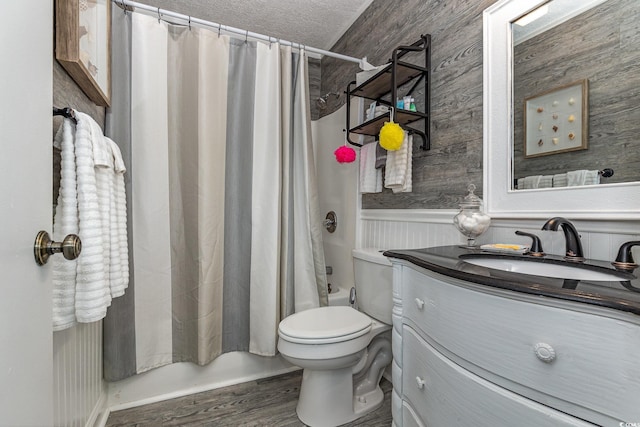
[523,79,588,158]
[56,0,111,107]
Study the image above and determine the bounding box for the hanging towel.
[51,111,129,330]
[106,137,130,297]
[360,142,382,193]
[74,112,111,323]
[52,119,79,331]
[584,170,600,185]
[385,132,413,193]
[375,142,387,169]
[538,175,554,188]
[553,173,568,187]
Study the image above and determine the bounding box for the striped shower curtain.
[104,8,327,381]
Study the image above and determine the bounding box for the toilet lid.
[278,306,372,343]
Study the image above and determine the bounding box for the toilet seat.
[278,306,372,344]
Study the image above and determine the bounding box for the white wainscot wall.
[360,209,640,273]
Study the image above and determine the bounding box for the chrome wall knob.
[34,230,82,266]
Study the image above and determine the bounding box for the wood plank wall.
[320,0,497,209]
[513,0,639,185]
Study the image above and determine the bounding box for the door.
[0,2,54,425]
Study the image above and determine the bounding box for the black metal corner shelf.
[346,34,431,150]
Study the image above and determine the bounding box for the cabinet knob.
[416,376,426,389]
[533,342,556,363]
[414,298,425,310]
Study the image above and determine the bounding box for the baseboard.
[88,386,108,427]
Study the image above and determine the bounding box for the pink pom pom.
[334,145,356,163]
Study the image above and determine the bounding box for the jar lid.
[460,183,482,208]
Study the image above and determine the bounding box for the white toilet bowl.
[278,306,391,427]
[277,249,393,427]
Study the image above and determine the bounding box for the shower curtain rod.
[114,0,369,67]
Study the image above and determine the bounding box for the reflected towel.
[584,170,600,185]
[385,132,413,193]
[519,175,541,189]
[553,173,568,187]
[359,143,382,193]
[538,175,553,188]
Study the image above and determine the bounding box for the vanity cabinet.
[390,260,640,427]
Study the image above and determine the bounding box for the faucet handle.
[612,241,640,272]
[515,231,544,256]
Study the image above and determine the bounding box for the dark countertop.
[383,246,640,316]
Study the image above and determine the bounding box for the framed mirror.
[483,0,640,219]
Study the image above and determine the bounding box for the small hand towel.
[375,142,387,169]
[360,142,382,193]
[553,173,568,187]
[385,132,413,193]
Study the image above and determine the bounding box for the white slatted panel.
[53,322,105,426]
[360,211,640,262]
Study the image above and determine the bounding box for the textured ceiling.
[134,0,374,51]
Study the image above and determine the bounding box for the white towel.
[553,173,568,187]
[51,112,130,330]
[106,137,130,297]
[385,132,413,193]
[584,170,600,186]
[52,119,79,331]
[360,142,382,193]
[74,112,111,323]
[538,175,553,188]
[567,170,588,186]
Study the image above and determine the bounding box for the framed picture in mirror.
[56,0,111,107]
[523,79,587,158]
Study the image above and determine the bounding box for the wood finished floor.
[106,370,393,427]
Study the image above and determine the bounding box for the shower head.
[316,92,341,109]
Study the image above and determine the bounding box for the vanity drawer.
[402,266,640,423]
[402,326,593,427]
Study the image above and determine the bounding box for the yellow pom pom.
[379,121,404,151]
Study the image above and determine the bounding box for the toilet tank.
[352,248,393,325]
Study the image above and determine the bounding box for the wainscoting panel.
[53,321,106,427]
[360,210,640,273]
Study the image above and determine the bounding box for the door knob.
[34,231,82,266]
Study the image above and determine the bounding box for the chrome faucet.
[541,217,584,262]
[612,241,640,272]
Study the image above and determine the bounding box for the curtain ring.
[157,7,161,23]
[188,15,191,30]
[218,24,222,38]
[245,30,249,44]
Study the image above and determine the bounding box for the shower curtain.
[104,7,327,381]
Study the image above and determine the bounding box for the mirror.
[483,0,640,219]
[512,0,640,189]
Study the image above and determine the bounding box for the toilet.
[277,248,393,427]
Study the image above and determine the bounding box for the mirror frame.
[483,0,640,220]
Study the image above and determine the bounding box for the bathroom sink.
[460,256,632,281]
